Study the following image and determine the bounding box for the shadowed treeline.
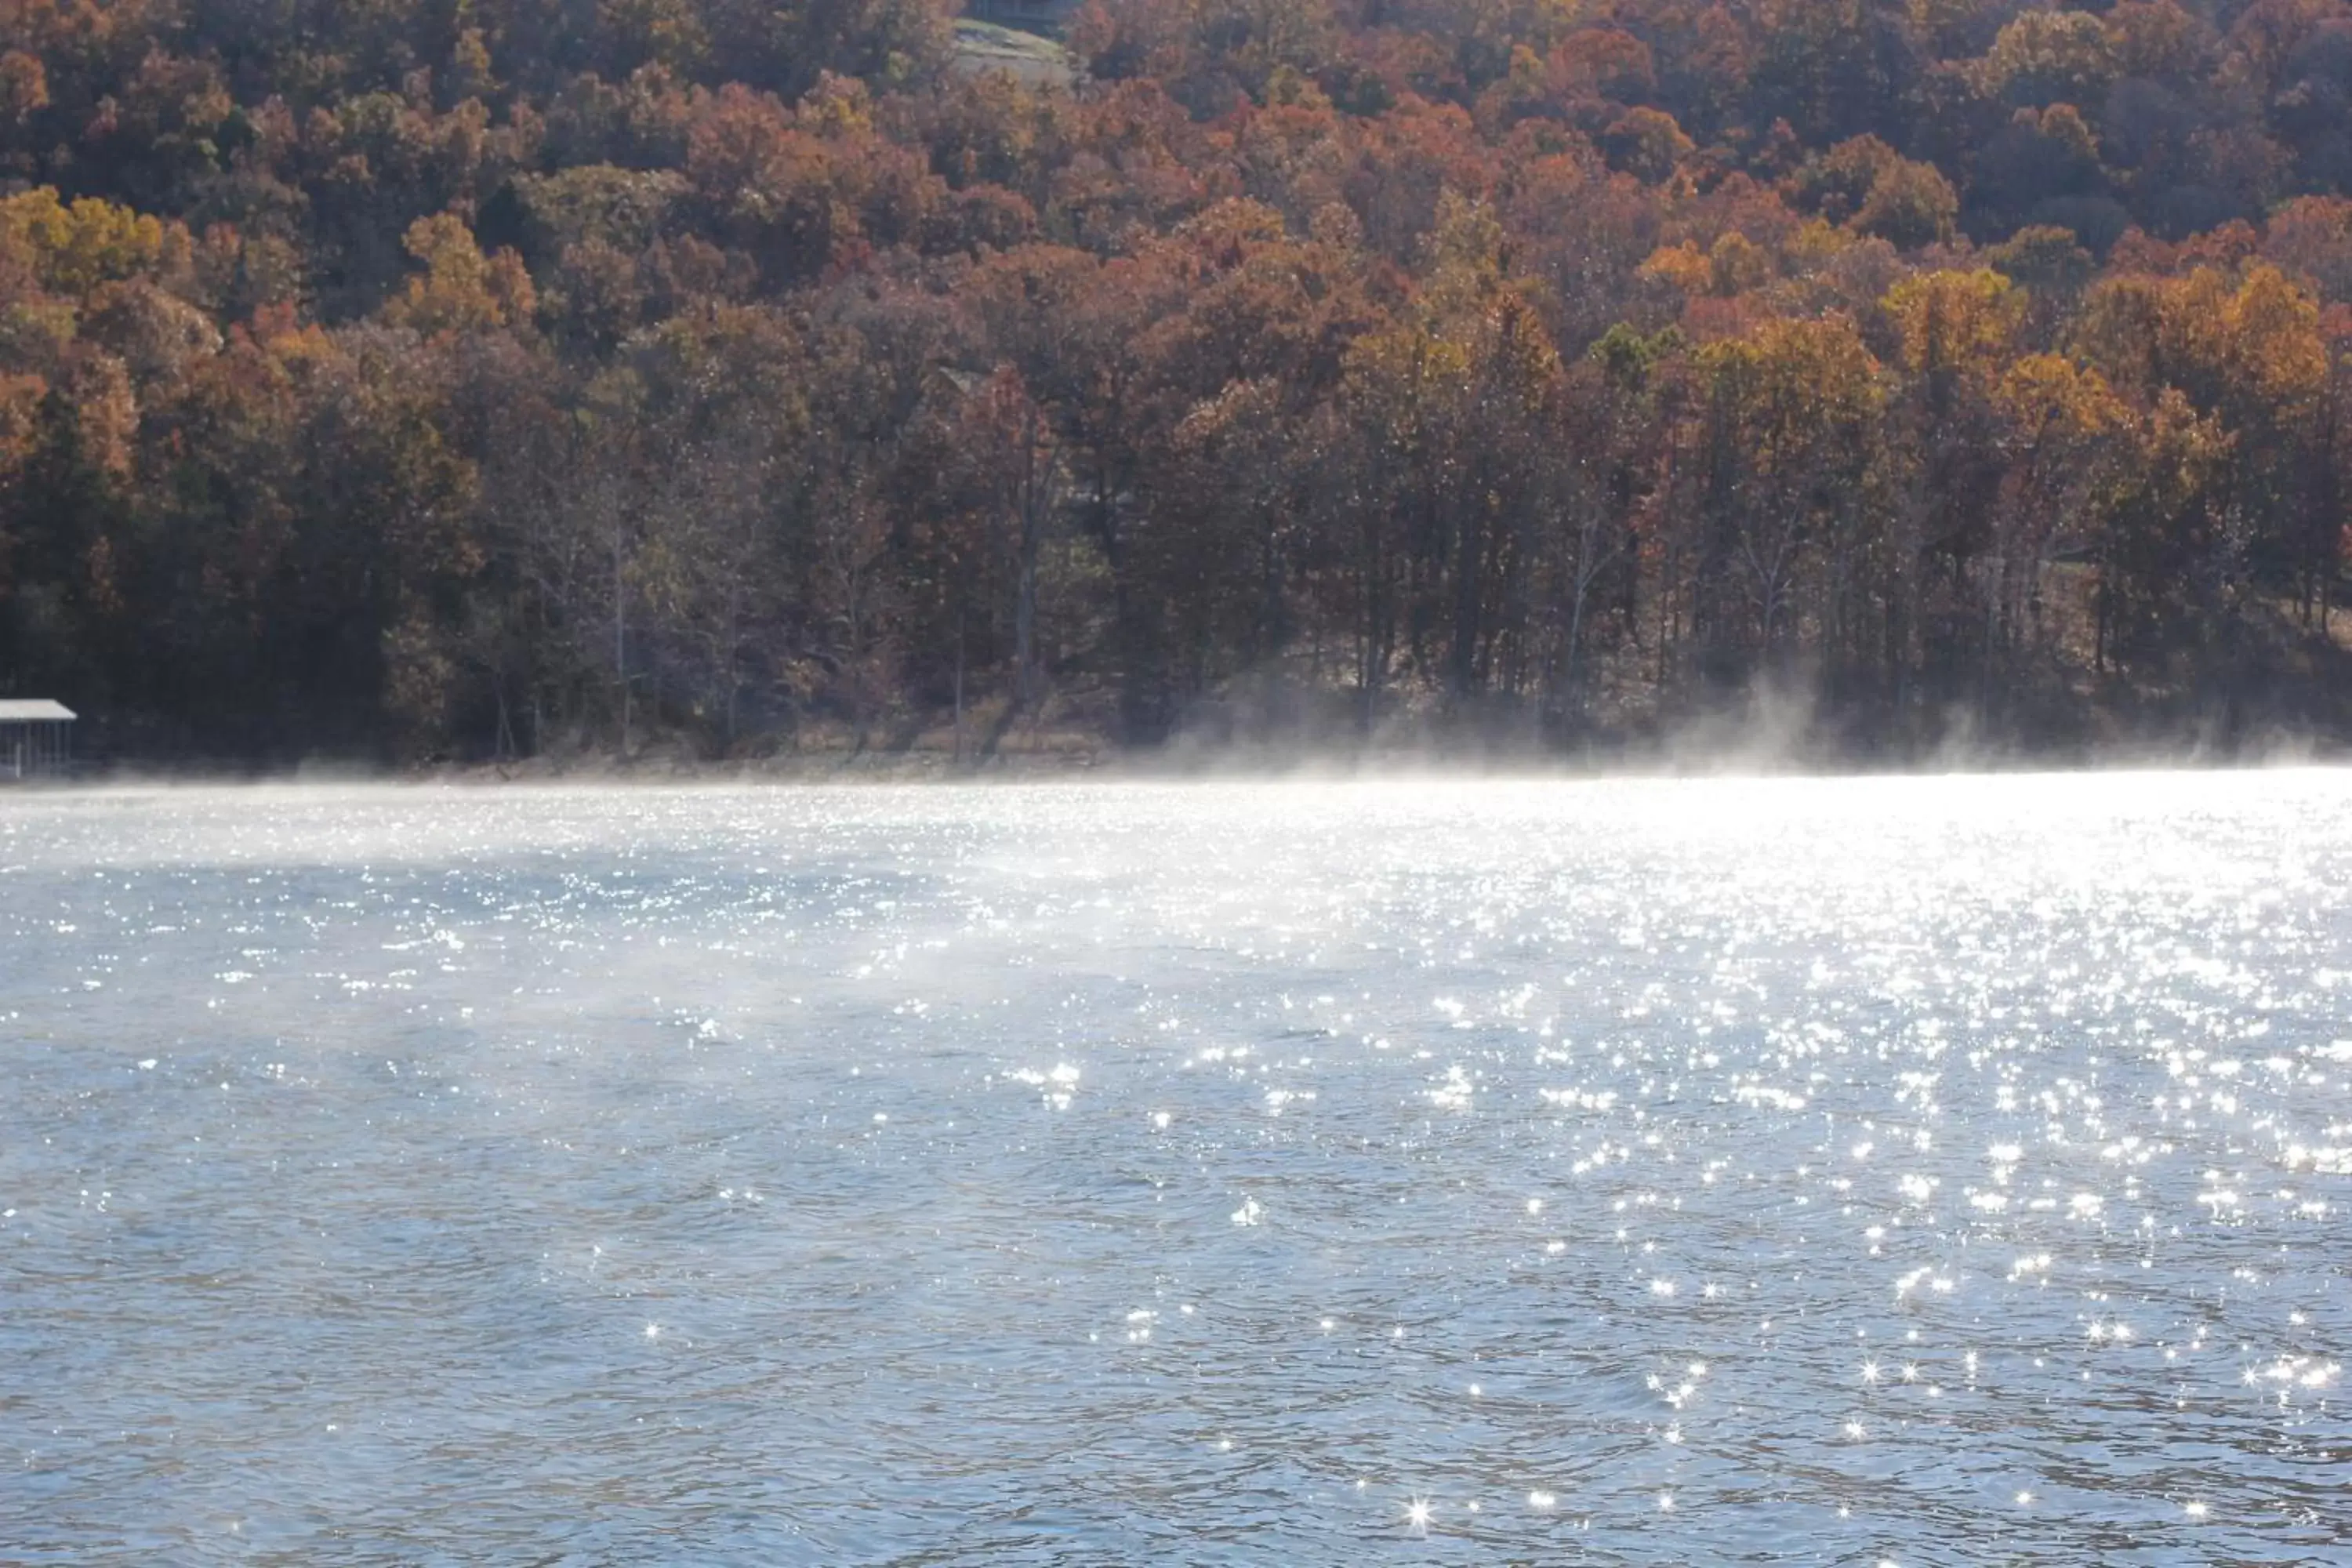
[5,0,2352,765]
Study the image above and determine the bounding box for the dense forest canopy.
[5,0,2352,762]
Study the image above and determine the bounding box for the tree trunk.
[1014,406,1046,715]
[612,520,630,755]
[953,607,967,765]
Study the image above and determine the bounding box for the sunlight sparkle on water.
[6,774,2351,1563]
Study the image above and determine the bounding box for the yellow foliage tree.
[385,212,537,336]
[0,188,172,296]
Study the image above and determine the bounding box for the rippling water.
[3,775,2349,1563]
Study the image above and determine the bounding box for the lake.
[2,775,2346,1563]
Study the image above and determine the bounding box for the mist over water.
[3,776,2348,1563]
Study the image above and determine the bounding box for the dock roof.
[0,699,75,721]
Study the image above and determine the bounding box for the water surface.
[2,775,2347,1563]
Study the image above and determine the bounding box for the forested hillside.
[5,0,2352,764]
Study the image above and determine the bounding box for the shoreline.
[18,730,2348,790]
